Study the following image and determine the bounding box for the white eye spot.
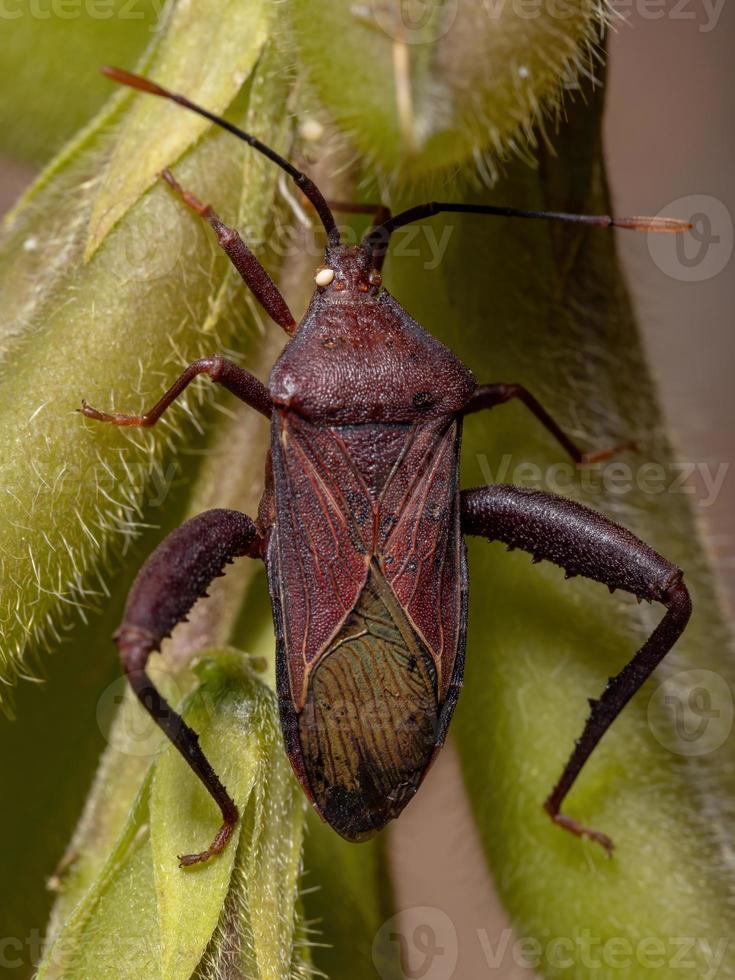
[23,236,38,252]
[299,118,324,142]
[518,64,529,79]
[315,267,335,287]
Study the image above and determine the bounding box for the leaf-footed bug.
[80,65,692,866]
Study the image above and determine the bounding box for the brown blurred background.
[606,0,735,618]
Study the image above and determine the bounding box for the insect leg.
[115,508,263,866]
[160,169,296,334]
[463,382,634,464]
[461,484,691,854]
[80,355,271,426]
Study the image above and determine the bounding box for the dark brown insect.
[82,66,692,866]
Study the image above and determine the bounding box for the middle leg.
[461,483,691,854]
[80,355,271,427]
[463,383,635,464]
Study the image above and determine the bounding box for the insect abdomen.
[298,561,438,841]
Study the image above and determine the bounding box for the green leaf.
[40,651,308,980]
[0,6,284,696]
[39,771,160,980]
[86,0,270,255]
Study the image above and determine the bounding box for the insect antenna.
[100,66,339,245]
[363,201,691,258]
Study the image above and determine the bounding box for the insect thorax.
[268,288,475,425]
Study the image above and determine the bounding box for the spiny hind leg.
[116,508,263,866]
[461,483,691,854]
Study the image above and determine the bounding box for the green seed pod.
[288,0,606,182]
[39,652,308,980]
[0,0,281,694]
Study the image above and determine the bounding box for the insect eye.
[314,267,335,287]
[368,269,382,287]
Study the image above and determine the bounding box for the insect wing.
[380,417,465,697]
[270,411,371,706]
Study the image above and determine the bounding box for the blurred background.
[0,3,731,978]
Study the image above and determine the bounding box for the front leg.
[115,508,263,866]
[461,484,691,854]
[161,169,296,334]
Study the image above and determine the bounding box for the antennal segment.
[101,66,339,244]
[363,201,691,259]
